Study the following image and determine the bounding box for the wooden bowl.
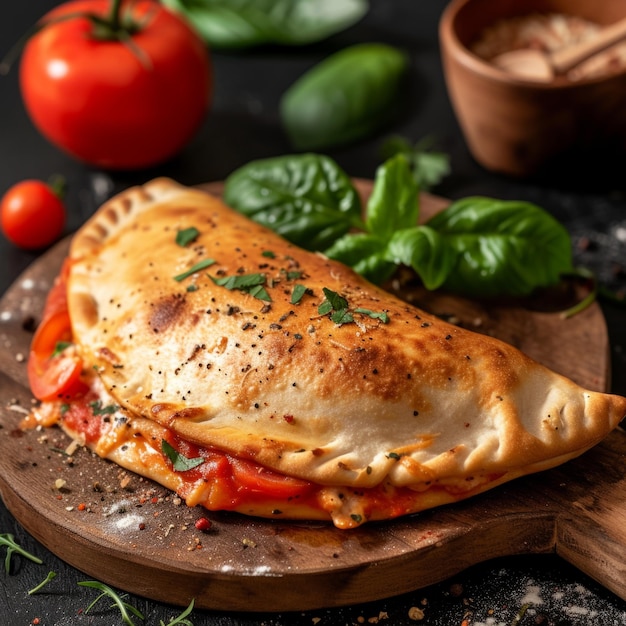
[439,0,626,177]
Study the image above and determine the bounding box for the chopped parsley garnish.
[89,400,119,416]
[318,288,389,326]
[186,284,199,292]
[175,226,200,248]
[319,287,348,313]
[290,284,309,305]
[386,451,402,460]
[318,289,354,324]
[283,269,303,280]
[161,439,205,471]
[354,308,390,324]
[173,258,216,282]
[211,273,271,302]
[51,341,72,357]
[262,250,276,258]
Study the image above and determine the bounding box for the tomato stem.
[107,0,124,33]
[47,174,67,201]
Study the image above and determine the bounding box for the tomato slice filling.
[161,431,315,504]
[27,259,88,402]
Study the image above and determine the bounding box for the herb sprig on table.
[0,533,42,572]
[79,581,197,625]
[224,152,574,299]
[1,530,197,624]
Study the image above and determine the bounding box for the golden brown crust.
[67,178,626,503]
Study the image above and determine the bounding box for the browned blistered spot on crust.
[150,403,201,428]
[238,438,292,461]
[169,407,206,421]
[95,346,122,366]
[149,293,187,333]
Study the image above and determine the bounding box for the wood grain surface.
[0,183,624,612]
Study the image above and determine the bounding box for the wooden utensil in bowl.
[493,15,626,81]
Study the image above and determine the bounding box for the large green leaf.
[426,197,574,296]
[223,154,364,251]
[281,43,407,151]
[162,0,368,49]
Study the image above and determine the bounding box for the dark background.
[1,1,626,624]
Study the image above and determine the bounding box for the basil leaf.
[325,232,395,285]
[281,43,408,151]
[366,153,419,240]
[323,155,416,284]
[224,154,364,250]
[161,440,205,472]
[426,197,574,297]
[385,226,457,291]
[161,0,368,50]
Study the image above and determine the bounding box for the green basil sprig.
[325,153,417,284]
[381,135,451,191]
[224,152,574,298]
[161,0,368,50]
[223,153,364,251]
[281,43,408,151]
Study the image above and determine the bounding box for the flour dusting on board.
[102,499,146,531]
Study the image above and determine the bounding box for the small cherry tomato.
[19,0,212,170]
[1,180,66,249]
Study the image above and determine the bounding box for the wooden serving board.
[0,182,625,612]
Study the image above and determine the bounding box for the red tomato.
[19,0,211,170]
[1,180,66,249]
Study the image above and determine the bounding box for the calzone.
[27,178,626,529]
